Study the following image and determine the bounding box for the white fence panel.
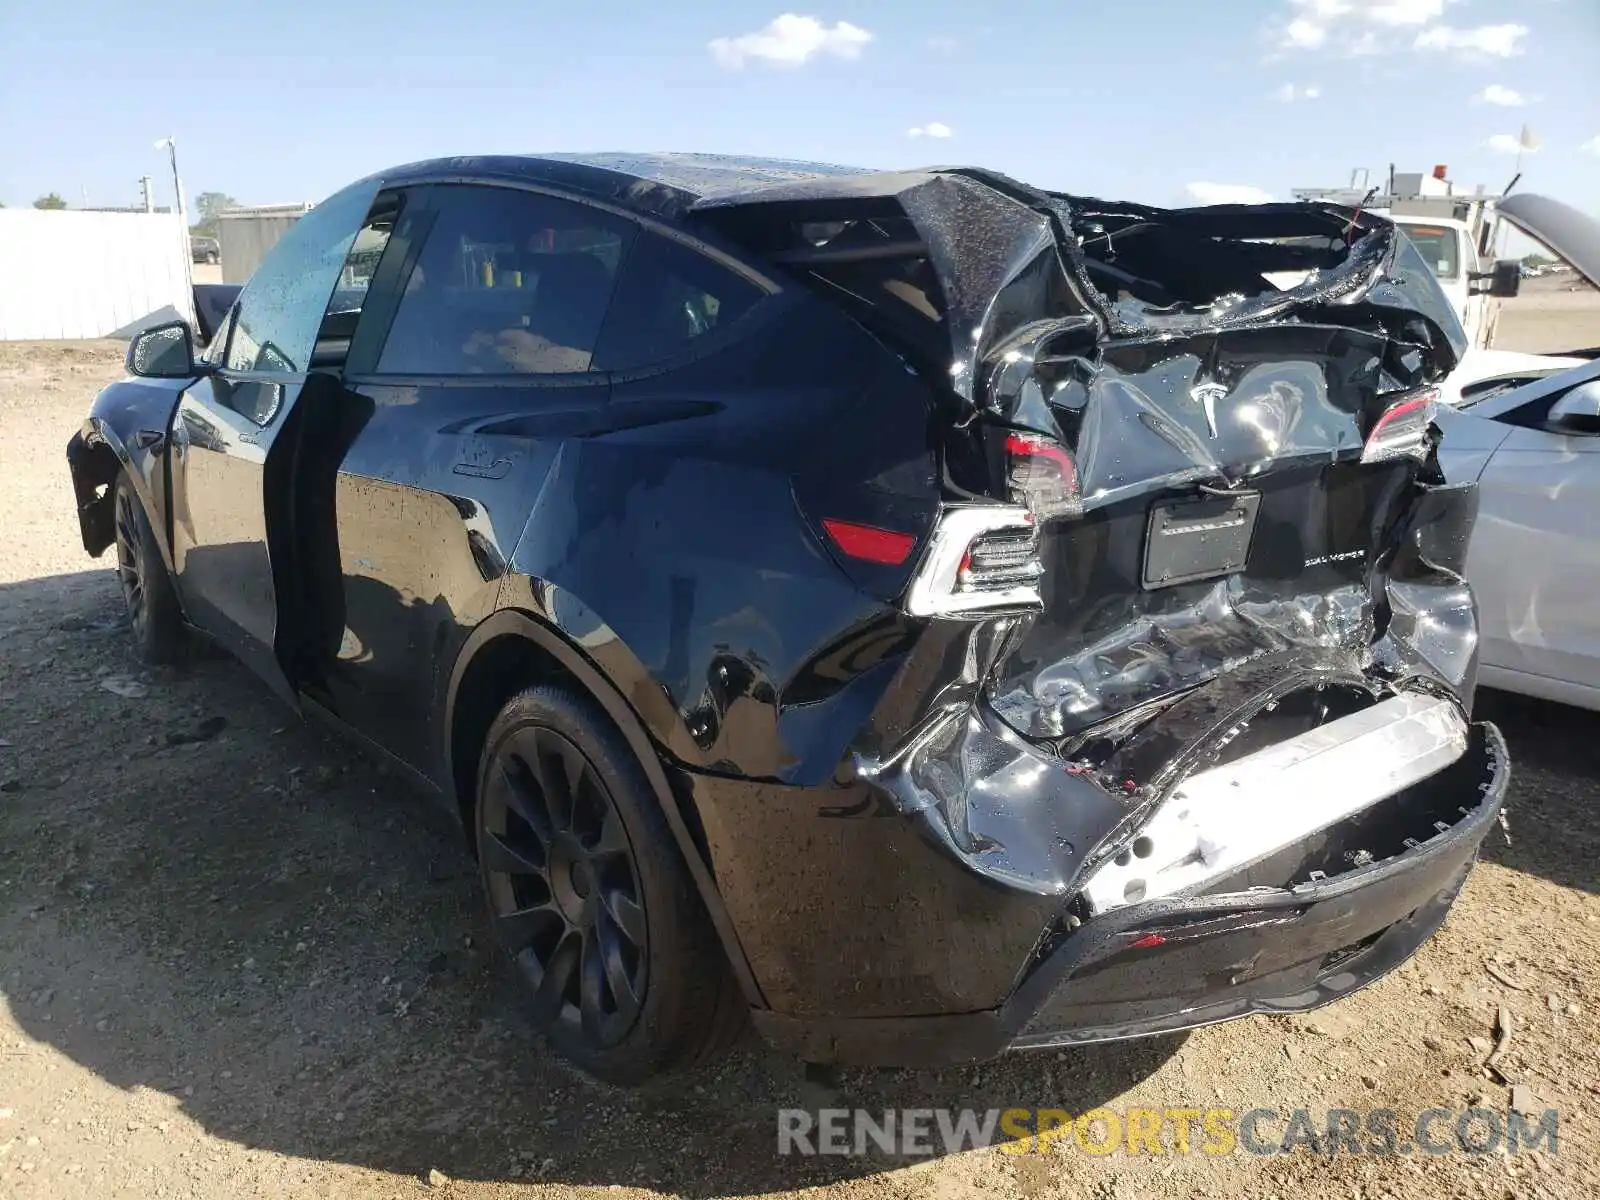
[0,210,194,340]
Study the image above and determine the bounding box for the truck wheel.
[474,683,743,1083]
[113,474,184,664]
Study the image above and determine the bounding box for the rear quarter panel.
[496,291,941,785]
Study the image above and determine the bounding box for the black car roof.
[377,152,886,223]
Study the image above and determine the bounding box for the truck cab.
[1293,168,1522,354]
[1390,214,1495,349]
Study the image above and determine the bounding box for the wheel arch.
[70,377,191,574]
[441,606,767,1008]
[67,426,126,557]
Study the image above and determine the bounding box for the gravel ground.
[1493,274,1600,355]
[2,288,1598,1199]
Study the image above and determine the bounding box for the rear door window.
[592,231,767,371]
[376,186,633,375]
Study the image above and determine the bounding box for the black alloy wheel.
[479,723,648,1046]
[114,484,149,638]
[113,474,183,664]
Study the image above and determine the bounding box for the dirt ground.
[2,288,1599,1199]
[1492,273,1600,355]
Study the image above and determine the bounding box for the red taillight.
[821,519,917,566]
[1126,933,1167,950]
[1362,388,1438,464]
[1005,432,1082,520]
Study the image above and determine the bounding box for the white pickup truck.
[1291,171,1585,403]
[1388,213,1500,350]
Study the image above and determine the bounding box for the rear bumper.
[750,720,1507,1067]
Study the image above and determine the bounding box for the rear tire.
[113,473,184,665]
[474,683,743,1083]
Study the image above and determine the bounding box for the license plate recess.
[1142,491,1260,590]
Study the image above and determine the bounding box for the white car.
[1435,194,1600,710]
[1436,346,1587,408]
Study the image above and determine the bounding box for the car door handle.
[133,429,166,451]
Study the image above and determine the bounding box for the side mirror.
[126,320,198,379]
[1547,381,1600,434]
[1470,259,1522,299]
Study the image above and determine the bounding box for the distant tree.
[191,191,238,237]
[33,193,67,210]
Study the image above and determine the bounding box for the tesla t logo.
[1189,383,1228,438]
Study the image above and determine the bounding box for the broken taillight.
[1361,387,1438,464]
[1005,432,1082,521]
[905,507,1044,618]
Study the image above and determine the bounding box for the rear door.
[1471,416,1600,692]
[305,183,635,768]
[167,178,385,701]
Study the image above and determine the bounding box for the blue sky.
[2,1,1596,213]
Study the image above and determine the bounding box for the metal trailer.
[216,203,311,284]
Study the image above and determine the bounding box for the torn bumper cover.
[752,695,1507,1068]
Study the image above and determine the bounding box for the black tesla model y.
[69,153,1507,1082]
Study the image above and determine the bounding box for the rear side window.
[377,186,633,375]
[592,232,766,371]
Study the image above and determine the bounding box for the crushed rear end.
[694,170,1506,1064]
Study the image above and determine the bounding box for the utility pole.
[154,136,196,318]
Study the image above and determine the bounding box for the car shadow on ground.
[0,571,1180,1193]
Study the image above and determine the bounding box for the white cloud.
[709,14,873,70]
[1186,182,1275,206]
[1475,84,1526,106]
[1365,0,1443,25]
[1270,1,1533,61]
[1274,82,1323,101]
[907,122,954,139]
[1283,18,1327,47]
[1487,132,1538,155]
[1414,23,1528,58]
[1273,0,1443,53]
[1583,136,1600,156]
